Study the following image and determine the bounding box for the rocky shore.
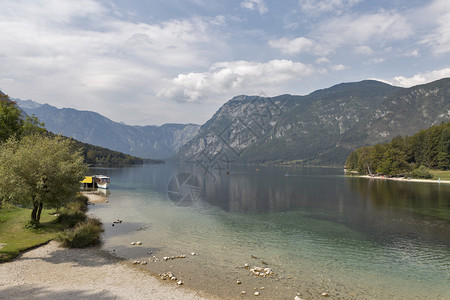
[0,240,212,300]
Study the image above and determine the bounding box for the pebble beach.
[0,240,212,300]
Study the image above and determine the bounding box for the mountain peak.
[17,101,200,159]
[177,78,450,166]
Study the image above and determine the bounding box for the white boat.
[94,175,110,189]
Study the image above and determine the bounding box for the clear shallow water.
[89,164,450,299]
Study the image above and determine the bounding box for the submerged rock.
[249,266,274,277]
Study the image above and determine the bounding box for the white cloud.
[1,0,105,24]
[354,45,373,55]
[385,68,450,87]
[331,64,348,71]
[316,57,330,64]
[367,58,385,65]
[316,11,412,47]
[269,37,331,56]
[241,0,268,14]
[0,0,230,124]
[158,60,316,102]
[298,0,361,14]
[419,0,450,54]
[403,49,420,57]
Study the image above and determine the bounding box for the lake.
[89,164,450,299]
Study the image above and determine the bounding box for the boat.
[81,175,110,189]
[94,175,110,189]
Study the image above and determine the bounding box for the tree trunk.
[31,200,38,222]
[36,202,44,224]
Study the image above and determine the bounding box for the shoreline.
[0,192,215,300]
[357,175,450,184]
[0,241,214,300]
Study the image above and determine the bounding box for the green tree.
[0,135,88,224]
[0,93,23,142]
[437,127,450,169]
[0,93,45,142]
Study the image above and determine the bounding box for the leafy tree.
[0,93,23,142]
[376,147,410,175]
[437,127,450,169]
[0,93,45,142]
[346,122,450,175]
[0,135,88,224]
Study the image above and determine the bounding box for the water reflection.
[89,164,450,299]
[91,164,450,248]
[346,176,450,247]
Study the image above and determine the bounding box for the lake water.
[89,164,450,299]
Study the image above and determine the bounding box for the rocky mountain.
[176,78,450,166]
[16,100,200,159]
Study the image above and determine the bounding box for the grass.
[0,194,103,262]
[0,205,65,262]
[429,169,450,181]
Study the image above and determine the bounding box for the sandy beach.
[0,192,213,300]
[359,175,450,184]
[82,191,109,203]
[0,241,213,300]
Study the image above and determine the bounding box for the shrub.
[56,194,89,227]
[57,217,103,248]
[411,166,433,179]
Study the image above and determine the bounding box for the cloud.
[316,57,330,64]
[316,10,412,47]
[0,0,230,124]
[366,58,385,65]
[269,37,331,56]
[158,60,316,102]
[383,68,450,87]
[354,45,373,55]
[298,0,361,15]
[241,0,268,14]
[419,0,450,54]
[331,64,348,71]
[403,49,420,57]
[1,0,105,24]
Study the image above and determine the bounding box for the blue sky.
[1,0,449,125]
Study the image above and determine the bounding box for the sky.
[1,0,450,126]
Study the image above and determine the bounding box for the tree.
[0,92,45,142]
[0,93,23,142]
[437,127,450,170]
[376,147,410,175]
[0,135,88,224]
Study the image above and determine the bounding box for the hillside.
[176,78,450,166]
[345,121,450,176]
[16,100,200,159]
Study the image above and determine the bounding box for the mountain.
[16,100,200,159]
[176,78,450,166]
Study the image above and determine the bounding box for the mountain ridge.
[16,99,200,159]
[175,78,450,166]
[14,78,450,166]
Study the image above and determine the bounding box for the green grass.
[0,206,65,262]
[429,169,450,181]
